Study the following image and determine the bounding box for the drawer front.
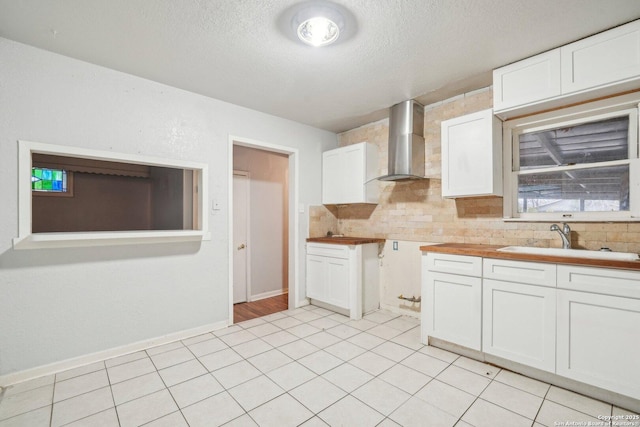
[307,243,350,259]
[483,259,556,287]
[557,265,640,299]
[425,253,482,277]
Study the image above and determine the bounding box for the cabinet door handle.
[237,244,246,250]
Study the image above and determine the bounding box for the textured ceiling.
[1,0,640,133]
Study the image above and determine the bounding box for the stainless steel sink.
[497,246,640,261]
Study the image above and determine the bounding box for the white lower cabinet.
[423,253,482,350]
[423,251,640,402]
[306,242,380,320]
[482,279,556,372]
[425,271,482,351]
[557,290,640,400]
[556,264,640,400]
[306,254,349,309]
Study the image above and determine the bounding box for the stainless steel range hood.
[377,100,426,181]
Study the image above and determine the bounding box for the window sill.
[12,230,211,250]
[503,217,640,223]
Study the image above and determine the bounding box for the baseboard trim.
[249,289,288,302]
[0,320,229,387]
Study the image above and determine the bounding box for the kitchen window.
[503,93,640,221]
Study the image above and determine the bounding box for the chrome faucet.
[550,223,571,249]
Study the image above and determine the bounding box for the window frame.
[502,92,640,222]
[14,140,210,249]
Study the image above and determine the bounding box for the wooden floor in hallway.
[233,293,288,323]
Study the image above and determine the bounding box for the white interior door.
[233,172,249,304]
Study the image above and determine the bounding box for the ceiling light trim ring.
[290,2,347,47]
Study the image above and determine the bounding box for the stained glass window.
[32,167,67,192]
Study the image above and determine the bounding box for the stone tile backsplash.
[309,87,640,254]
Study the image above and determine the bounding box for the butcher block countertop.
[420,243,640,271]
[307,236,385,245]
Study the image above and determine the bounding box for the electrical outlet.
[393,241,398,251]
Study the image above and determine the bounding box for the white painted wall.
[233,146,289,300]
[0,37,337,380]
[379,240,434,319]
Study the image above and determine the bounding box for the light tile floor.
[0,306,638,427]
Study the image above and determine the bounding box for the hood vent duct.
[377,100,425,181]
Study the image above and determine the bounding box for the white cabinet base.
[423,253,482,351]
[423,251,640,410]
[429,336,640,414]
[425,272,482,351]
[557,289,640,400]
[306,242,380,320]
[482,279,556,372]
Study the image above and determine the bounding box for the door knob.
[237,244,246,250]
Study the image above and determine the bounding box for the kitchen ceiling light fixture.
[281,1,354,47]
[297,15,340,47]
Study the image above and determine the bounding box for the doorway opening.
[229,137,299,325]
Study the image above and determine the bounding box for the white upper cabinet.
[322,142,379,204]
[494,19,640,118]
[441,109,502,198]
[561,20,640,94]
[493,49,561,112]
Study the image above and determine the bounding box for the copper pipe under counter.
[307,236,385,245]
[420,243,640,271]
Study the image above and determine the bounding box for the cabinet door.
[322,142,378,205]
[441,109,502,198]
[326,257,350,309]
[306,254,327,301]
[561,20,640,94]
[306,254,350,310]
[322,150,343,204]
[557,290,640,400]
[341,144,365,204]
[483,279,556,372]
[424,271,482,350]
[493,49,561,112]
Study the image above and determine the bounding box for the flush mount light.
[297,15,340,47]
[279,1,355,47]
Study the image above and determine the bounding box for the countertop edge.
[307,237,386,245]
[420,243,640,271]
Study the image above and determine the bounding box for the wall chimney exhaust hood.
[377,100,426,181]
